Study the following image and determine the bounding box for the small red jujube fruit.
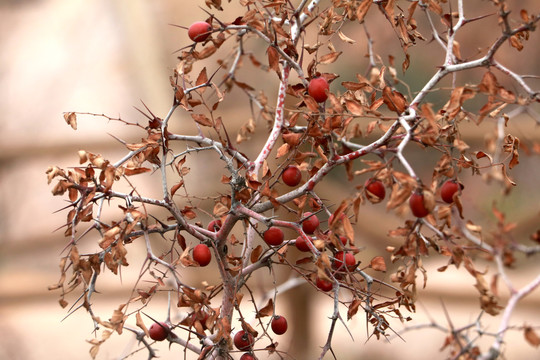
[207,219,222,232]
[440,179,463,204]
[234,330,255,351]
[332,251,356,271]
[188,21,212,42]
[149,322,169,341]
[282,166,302,186]
[264,227,284,246]
[271,315,288,335]
[316,277,333,292]
[365,178,386,202]
[193,244,212,266]
[240,354,256,360]
[308,77,329,103]
[409,190,431,218]
[295,236,313,252]
[302,212,320,234]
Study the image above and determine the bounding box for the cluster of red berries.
[262,212,320,247]
[233,315,288,358]
[409,179,463,218]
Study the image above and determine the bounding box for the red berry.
[316,277,333,292]
[193,244,212,266]
[207,219,222,232]
[263,227,284,246]
[295,236,313,252]
[188,21,212,42]
[240,354,256,360]
[332,251,356,271]
[365,178,386,201]
[234,330,255,351]
[409,191,430,218]
[282,166,302,187]
[302,212,320,234]
[440,179,463,204]
[271,315,288,335]
[339,236,348,247]
[308,77,330,103]
[149,322,169,341]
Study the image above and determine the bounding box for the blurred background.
[0,1,539,359]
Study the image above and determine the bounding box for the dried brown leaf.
[64,112,77,130]
[267,46,280,74]
[319,51,342,65]
[171,181,184,197]
[196,67,208,87]
[250,245,263,264]
[136,312,150,338]
[347,298,362,320]
[345,100,364,116]
[338,30,355,44]
[191,114,213,127]
[525,326,540,347]
[370,256,387,272]
[356,0,372,22]
[124,167,151,176]
[256,298,274,318]
[304,96,320,112]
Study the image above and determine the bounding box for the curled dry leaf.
[64,112,77,130]
[338,30,355,44]
[276,143,290,158]
[250,245,263,264]
[191,114,213,127]
[319,51,342,65]
[347,298,362,320]
[370,256,387,272]
[524,326,540,348]
[255,298,274,318]
[136,312,150,338]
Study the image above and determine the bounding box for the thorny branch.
[47,1,540,359]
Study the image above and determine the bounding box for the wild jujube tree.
[47,0,540,359]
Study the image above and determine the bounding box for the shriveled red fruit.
[295,236,313,252]
[193,244,212,266]
[409,191,430,218]
[332,251,356,271]
[234,330,255,351]
[316,277,333,292]
[207,219,222,232]
[240,354,256,360]
[440,179,463,204]
[264,227,284,246]
[149,322,169,341]
[271,315,288,335]
[308,77,329,103]
[188,21,212,42]
[282,165,302,187]
[302,212,320,234]
[365,178,386,201]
